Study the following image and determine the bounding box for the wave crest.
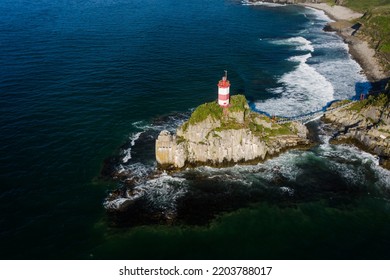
[254,53,334,117]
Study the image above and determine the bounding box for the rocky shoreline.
[300,2,390,168]
[322,96,390,169]
[301,3,388,82]
[155,95,311,170]
[249,1,388,81]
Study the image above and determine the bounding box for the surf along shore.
[300,2,390,169]
[301,2,388,82]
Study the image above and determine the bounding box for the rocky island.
[156,95,310,169]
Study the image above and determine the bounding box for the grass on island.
[186,95,247,126]
[249,122,296,141]
[228,94,249,113]
[182,94,297,141]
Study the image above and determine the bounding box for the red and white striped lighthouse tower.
[217,70,230,107]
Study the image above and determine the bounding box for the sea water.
[1,0,389,259]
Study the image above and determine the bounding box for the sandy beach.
[301,3,387,82]
[302,3,363,21]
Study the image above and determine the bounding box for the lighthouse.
[218,70,230,107]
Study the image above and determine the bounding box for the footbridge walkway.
[274,100,357,124]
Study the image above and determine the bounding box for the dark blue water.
[1,0,389,259]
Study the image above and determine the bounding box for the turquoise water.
[1,0,390,259]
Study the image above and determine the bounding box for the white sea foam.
[104,174,187,211]
[376,166,390,189]
[187,150,303,185]
[317,141,390,188]
[280,186,294,196]
[133,114,188,133]
[304,7,333,22]
[255,53,334,117]
[271,36,314,52]
[253,4,368,117]
[116,162,155,183]
[241,0,286,7]
[122,114,189,164]
[319,139,379,164]
[310,42,367,100]
[122,131,142,163]
[133,174,188,211]
[185,165,255,187]
[260,151,303,182]
[307,8,367,99]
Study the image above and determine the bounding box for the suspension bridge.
[274,99,358,124]
[271,80,380,124]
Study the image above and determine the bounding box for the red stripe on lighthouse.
[218,94,229,101]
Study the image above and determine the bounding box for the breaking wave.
[104,173,188,213]
[122,132,142,163]
[254,52,334,117]
[253,6,367,118]
[271,36,314,52]
[241,0,286,7]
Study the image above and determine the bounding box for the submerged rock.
[156,95,311,169]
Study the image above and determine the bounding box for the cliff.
[156,95,310,169]
[323,91,390,168]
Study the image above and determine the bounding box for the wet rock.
[322,97,390,168]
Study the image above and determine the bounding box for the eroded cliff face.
[323,96,390,167]
[156,95,310,169]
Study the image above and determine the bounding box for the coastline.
[300,3,387,82]
[301,3,363,21]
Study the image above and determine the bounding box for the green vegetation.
[360,8,390,65]
[349,93,389,111]
[249,121,295,142]
[182,94,297,142]
[176,135,186,144]
[229,95,249,113]
[324,0,336,6]
[379,128,390,133]
[185,94,248,127]
[249,112,272,123]
[328,99,352,110]
[341,0,390,12]
[215,121,245,131]
[187,100,223,126]
[338,0,390,70]
[335,99,352,106]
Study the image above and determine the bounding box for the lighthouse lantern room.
[217,71,230,107]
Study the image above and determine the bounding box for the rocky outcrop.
[156,95,310,169]
[323,95,390,168]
